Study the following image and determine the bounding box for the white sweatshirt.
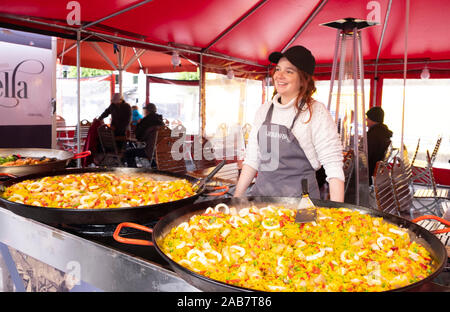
[243,94,345,182]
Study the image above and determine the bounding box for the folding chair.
[155,136,187,174]
[373,161,400,216]
[390,156,414,216]
[190,135,216,171]
[412,215,450,259]
[154,125,187,174]
[410,138,420,166]
[62,119,92,153]
[412,136,442,185]
[412,150,449,218]
[96,124,124,166]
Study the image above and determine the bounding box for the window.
[149,82,199,134]
[56,77,112,126]
[204,73,262,136]
[315,79,371,117]
[382,79,450,168]
[204,73,263,160]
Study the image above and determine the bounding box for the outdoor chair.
[156,125,172,144]
[412,136,442,185]
[155,125,186,174]
[62,119,92,153]
[391,156,414,215]
[382,141,398,167]
[138,125,159,167]
[190,135,216,171]
[373,160,400,216]
[155,136,187,174]
[410,138,421,166]
[56,115,66,128]
[96,124,124,167]
[412,150,449,218]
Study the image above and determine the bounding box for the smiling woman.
[234,45,345,202]
[273,59,302,103]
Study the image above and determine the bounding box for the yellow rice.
[1,173,195,209]
[159,204,435,292]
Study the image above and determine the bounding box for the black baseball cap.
[143,103,157,112]
[269,45,316,76]
[366,106,384,123]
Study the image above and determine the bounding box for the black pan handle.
[194,159,226,191]
[301,178,309,195]
[204,159,226,184]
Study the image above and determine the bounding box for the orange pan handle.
[72,151,91,159]
[205,185,229,196]
[113,222,154,246]
[412,215,450,234]
[0,173,17,179]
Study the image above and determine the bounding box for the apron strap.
[264,104,274,123]
[264,98,306,129]
[289,99,306,131]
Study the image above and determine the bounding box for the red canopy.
[1,0,449,78]
[57,38,197,74]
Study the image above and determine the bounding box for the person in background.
[97,93,132,151]
[124,103,164,167]
[131,105,143,127]
[366,106,393,184]
[233,45,344,201]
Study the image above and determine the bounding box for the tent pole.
[89,42,118,71]
[81,0,154,30]
[117,45,123,95]
[76,30,81,167]
[2,15,267,69]
[327,29,341,113]
[145,74,150,106]
[373,0,393,107]
[199,55,205,137]
[401,0,410,156]
[203,0,268,52]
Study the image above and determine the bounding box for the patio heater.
[323,18,377,207]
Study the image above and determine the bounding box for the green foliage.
[67,66,112,78]
[175,68,199,81]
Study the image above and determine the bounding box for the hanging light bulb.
[227,66,234,79]
[171,51,181,67]
[420,65,430,80]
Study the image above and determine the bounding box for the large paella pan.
[114,196,447,292]
[0,148,90,176]
[0,162,227,225]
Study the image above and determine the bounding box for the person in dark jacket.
[366,106,393,184]
[97,93,132,151]
[125,103,164,167]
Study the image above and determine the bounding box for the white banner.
[0,41,53,126]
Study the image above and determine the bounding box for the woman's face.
[273,57,301,102]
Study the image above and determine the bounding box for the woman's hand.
[328,178,345,202]
[233,164,257,197]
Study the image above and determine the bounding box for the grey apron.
[250,102,320,198]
